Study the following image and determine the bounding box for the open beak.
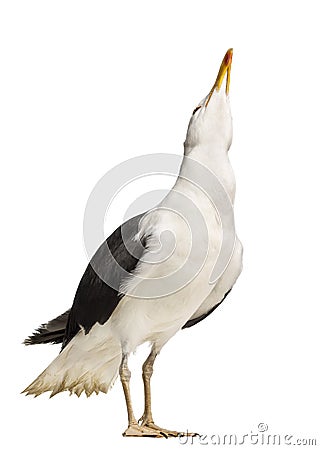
[205,48,233,107]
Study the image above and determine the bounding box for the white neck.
[177,144,236,204]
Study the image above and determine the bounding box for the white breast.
[187,237,243,322]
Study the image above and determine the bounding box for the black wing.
[62,213,148,349]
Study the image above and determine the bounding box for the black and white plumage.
[24,213,231,348]
[23,49,243,437]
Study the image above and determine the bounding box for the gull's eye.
[192,106,201,115]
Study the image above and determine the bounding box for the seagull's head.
[184,49,233,155]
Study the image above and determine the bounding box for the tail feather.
[22,324,122,397]
[23,310,70,345]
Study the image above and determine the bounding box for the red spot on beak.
[224,50,233,66]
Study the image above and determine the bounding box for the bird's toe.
[142,421,198,438]
[122,423,166,438]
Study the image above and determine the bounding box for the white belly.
[110,274,215,353]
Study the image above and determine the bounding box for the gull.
[23,49,243,438]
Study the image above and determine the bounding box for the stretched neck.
[177,143,236,204]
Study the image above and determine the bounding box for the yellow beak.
[205,48,233,107]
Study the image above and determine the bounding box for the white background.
[1,1,320,448]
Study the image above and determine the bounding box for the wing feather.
[63,214,148,348]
